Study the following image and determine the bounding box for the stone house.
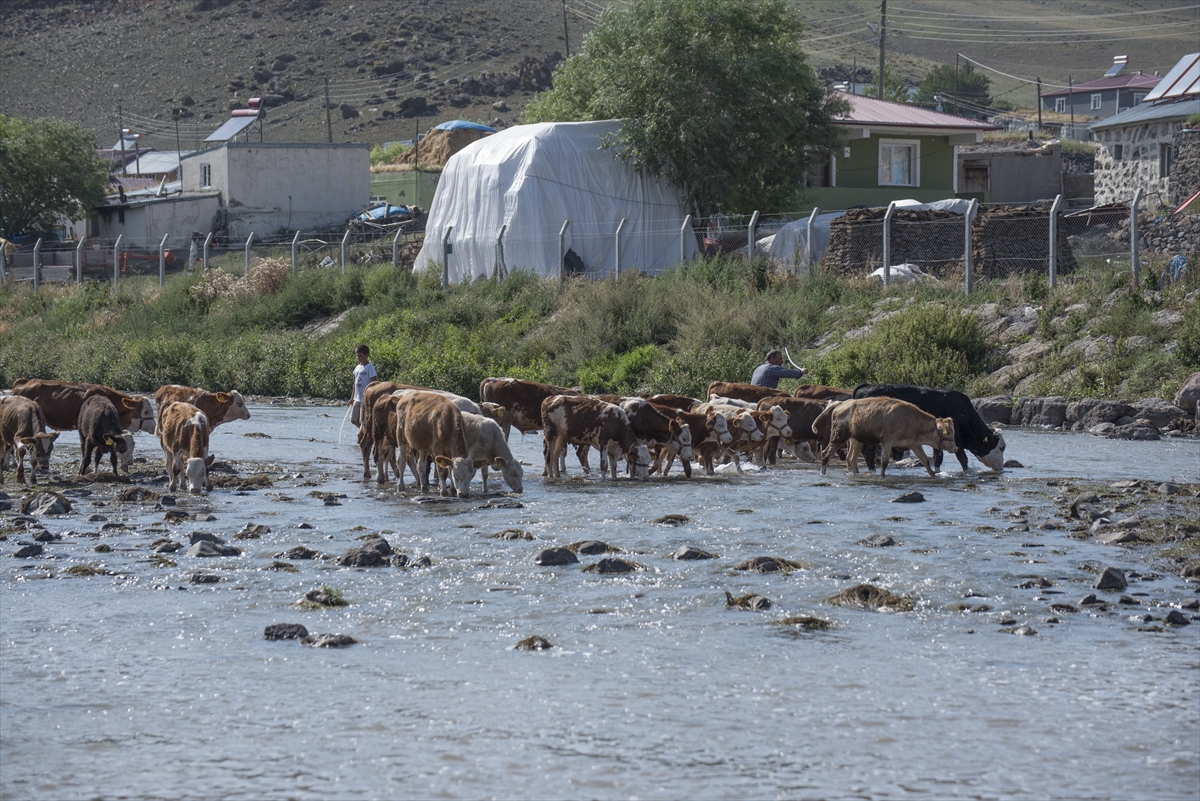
[1091,97,1200,206]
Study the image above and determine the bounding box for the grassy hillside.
[2,252,1195,404]
[2,0,1195,150]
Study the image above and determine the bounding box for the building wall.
[93,196,221,247]
[369,170,440,209]
[836,133,954,191]
[956,143,1062,204]
[1041,87,1150,119]
[223,143,370,236]
[1169,130,1200,207]
[1093,121,1179,206]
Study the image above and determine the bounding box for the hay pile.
[189,257,290,305]
[392,127,492,167]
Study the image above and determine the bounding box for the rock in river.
[826,583,915,611]
[860,534,896,547]
[337,536,393,567]
[1094,566,1128,591]
[568,540,620,555]
[515,635,553,651]
[673,545,718,560]
[891,492,925,504]
[187,540,241,557]
[301,633,357,647]
[10,543,44,558]
[725,591,771,611]
[19,491,71,516]
[732,556,807,573]
[264,623,309,640]
[534,547,578,566]
[582,557,641,574]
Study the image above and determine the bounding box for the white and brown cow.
[159,402,213,494]
[620,398,692,474]
[460,411,524,494]
[814,397,957,477]
[655,407,732,477]
[154,385,250,433]
[12,379,155,434]
[0,395,59,485]
[541,395,650,481]
[479,378,580,440]
[393,391,475,497]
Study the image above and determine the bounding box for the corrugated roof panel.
[836,93,999,130]
[1144,53,1200,102]
[206,115,258,142]
[1041,72,1161,98]
[1090,96,1200,131]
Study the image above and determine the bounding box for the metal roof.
[206,115,258,142]
[836,92,999,131]
[1090,96,1200,131]
[1144,53,1200,103]
[1041,72,1161,98]
[118,151,190,175]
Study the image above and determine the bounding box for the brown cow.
[756,397,831,465]
[638,393,701,411]
[12,379,155,434]
[814,397,957,477]
[792,384,852,401]
[479,378,580,439]
[154,385,250,432]
[650,405,732,478]
[357,380,413,479]
[0,396,59,485]
[393,391,475,497]
[77,395,128,477]
[159,402,213,494]
[541,395,650,481]
[707,381,789,405]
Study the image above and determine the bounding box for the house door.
[963,164,989,194]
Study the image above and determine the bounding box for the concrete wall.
[94,196,221,247]
[957,142,1062,204]
[1093,120,1181,206]
[223,143,370,236]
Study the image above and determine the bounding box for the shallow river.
[2,404,1198,800]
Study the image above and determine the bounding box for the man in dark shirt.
[750,350,806,388]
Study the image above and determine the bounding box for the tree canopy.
[522,0,849,216]
[0,115,110,240]
[863,68,913,104]
[917,63,992,112]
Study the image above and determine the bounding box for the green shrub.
[1177,302,1200,368]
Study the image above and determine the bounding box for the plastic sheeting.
[432,120,498,133]
[764,198,976,271]
[413,121,699,282]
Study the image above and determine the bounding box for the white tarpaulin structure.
[413,120,699,283]
[763,197,976,271]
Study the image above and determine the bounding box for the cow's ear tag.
[104,436,114,446]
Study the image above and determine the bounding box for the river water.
[2,404,1198,800]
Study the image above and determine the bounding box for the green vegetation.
[1,251,1195,403]
[0,115,110,240]
[523,0,849,215]
[863,67,914,104]
[916,63,991,109]
[369,141,411,167]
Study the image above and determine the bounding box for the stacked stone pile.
[823,205,1078,278]
[1140,212,1200,256]
[1169,130,1200,207]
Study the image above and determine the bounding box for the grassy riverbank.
[1,253,1197,401]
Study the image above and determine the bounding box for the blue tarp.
[356,205,411,222]
[432,120,497,133]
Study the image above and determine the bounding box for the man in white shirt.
[350,344,377,427]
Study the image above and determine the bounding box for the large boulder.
[1107,420,1161,441]
[19,492,72,516]
[1130,398,1187,429]
[336,536,393,567]
[1067,399,1136,428]
[1173,373,1200,416]
[1011,396,1068,427]
[973,395,1013,425]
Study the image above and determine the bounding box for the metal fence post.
[806,207,820,278]
[964,198,978,296]
[1048,194,1062,289]
[747,210,760,262]
[680,214,691,266]
[614,218,626,283]
[340,229,350,275]
[76,237,86,283]
[202,232,212,272]
[392,228,402,269]
[1130,187,1143,289]
[113,235,123,288]
[292,230,301,275]
[882,201,897,287]
[494,223,507,280]
[558,219,570,287]
[158,233,169,287]
[441,225,453,289]
[245,232,255,275]
[32,238,42,291]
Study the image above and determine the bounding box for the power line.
[893,3,1199,21]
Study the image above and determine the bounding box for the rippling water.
[2,405,1198,800]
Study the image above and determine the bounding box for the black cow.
[78,395,129,477]
[851,384,1006,472]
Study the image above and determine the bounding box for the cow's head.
[17,431,59,475]
[123,396,157,434]
[732,411,763,442]
[435,454,475,498]
[759,406,792,440]
[627,442,651,481]
[707,412,733,445]
[975,428,1006,471]
[480,402,509,427]
[185,456,208,495]
[935,418,958,453]
[670,419,693,463]
[494,455,523,494]
[217,390,251,421]
[117,432,136,470]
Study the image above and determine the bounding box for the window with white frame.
[1133,93,1147,106]
[1090,94,1102,110]
[878,139,919,187]
[1055,97,1066,113]
[200,163,211,188]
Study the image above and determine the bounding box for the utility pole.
[877,0,887,101]
[1036,77,1043,131]
[954,53,959,115]
[1068,75,1074,137]
[174,112,182,167]
[118,103,127,177]
[324,75,333,143]
[562,0,570,58]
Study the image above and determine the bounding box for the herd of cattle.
[0,374,1007,497]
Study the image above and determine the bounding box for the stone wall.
[1169,130,1200,207]
[1139,211,1200,256]
[1094,120,1179,206]
[823,206,1078,278]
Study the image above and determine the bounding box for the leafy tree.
[862,68,913,104]
[523,0,849,216]
[0,115,110,240]
[917,63,992,111]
